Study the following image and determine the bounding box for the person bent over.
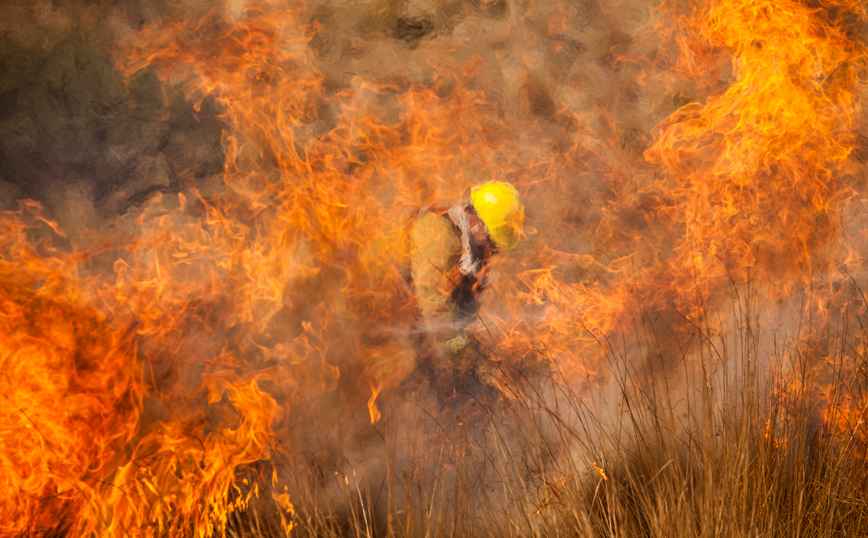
[406,181,524,389]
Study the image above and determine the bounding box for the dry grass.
[218,294,868,538]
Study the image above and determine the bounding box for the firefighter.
[406,181,524,383]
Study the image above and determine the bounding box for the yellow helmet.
[470,181,524,252]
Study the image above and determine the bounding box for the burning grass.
[217,295,868,538]
[3,0,868,535]
[244,296,868,538]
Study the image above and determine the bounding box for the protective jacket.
[406,204,493,357]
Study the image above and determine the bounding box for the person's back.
[408,208,462,328]
[405,182,523,386]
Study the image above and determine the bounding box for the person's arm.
[408,211,461,324]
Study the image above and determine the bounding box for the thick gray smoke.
[2,0,780,533]
[0,0,224,233]
[0,0,679,224]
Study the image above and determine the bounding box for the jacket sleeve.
[407,211,462,324]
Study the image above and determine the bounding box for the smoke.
[2,0,867,534]
[0,0,672,221]
[0,0,224,237]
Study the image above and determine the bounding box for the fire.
[648,0,863,288]
[0,203,142,536]
[592,462,608,481]
[368,378,384,424]
[2,0,868,534]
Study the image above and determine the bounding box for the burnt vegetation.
[3,0,868,536]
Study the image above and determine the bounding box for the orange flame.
[2,0,868,533]
[368,379,383,424]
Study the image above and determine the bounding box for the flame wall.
[1,0,867,535]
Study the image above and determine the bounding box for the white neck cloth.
[447,205,480,277]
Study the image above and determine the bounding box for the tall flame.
[1,0,867,534]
